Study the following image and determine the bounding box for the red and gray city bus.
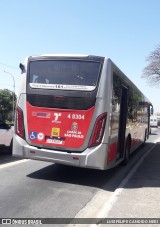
[13,55,152,170]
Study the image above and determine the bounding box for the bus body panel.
[13,55,151,170]
[26,102,95,149]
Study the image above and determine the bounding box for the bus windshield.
[29,60,102,91]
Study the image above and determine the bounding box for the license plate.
[46,138,62,144]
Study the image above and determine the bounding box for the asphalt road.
[0,128,159,226]
[98,127,160,227]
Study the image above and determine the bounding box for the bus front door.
[117,86,128,160]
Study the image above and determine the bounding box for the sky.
[0,0,160,112]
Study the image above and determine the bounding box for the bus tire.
[149,128,151,135]
[142,129,148,146]
[8,139,13,154]
[144,130,147,143]
[122,137,131,166]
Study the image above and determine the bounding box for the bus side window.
[128,108,133,120]
[112,90,120,112]
[112,73,121,113]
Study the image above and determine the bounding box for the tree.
[0,89,16,121]
[142,45,160,86]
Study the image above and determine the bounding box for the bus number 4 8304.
[67,114,85,120]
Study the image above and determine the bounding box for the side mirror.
[151,107,153,115]
[19,63,25,74]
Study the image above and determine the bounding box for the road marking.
[98,143,157,219]
[0,159,29,169]
[69,140,159,227]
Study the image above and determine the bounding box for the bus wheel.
[8,139,13,154]
[143,129,147,145]
[122,138,131,165]
[147,130,149,139]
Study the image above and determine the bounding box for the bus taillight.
[15,106,25,139]
[88,112,107,148]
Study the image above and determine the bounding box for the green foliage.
[0,89,16,121]
[142,45,160,86]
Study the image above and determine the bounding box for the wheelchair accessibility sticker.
[30,131,37,140]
